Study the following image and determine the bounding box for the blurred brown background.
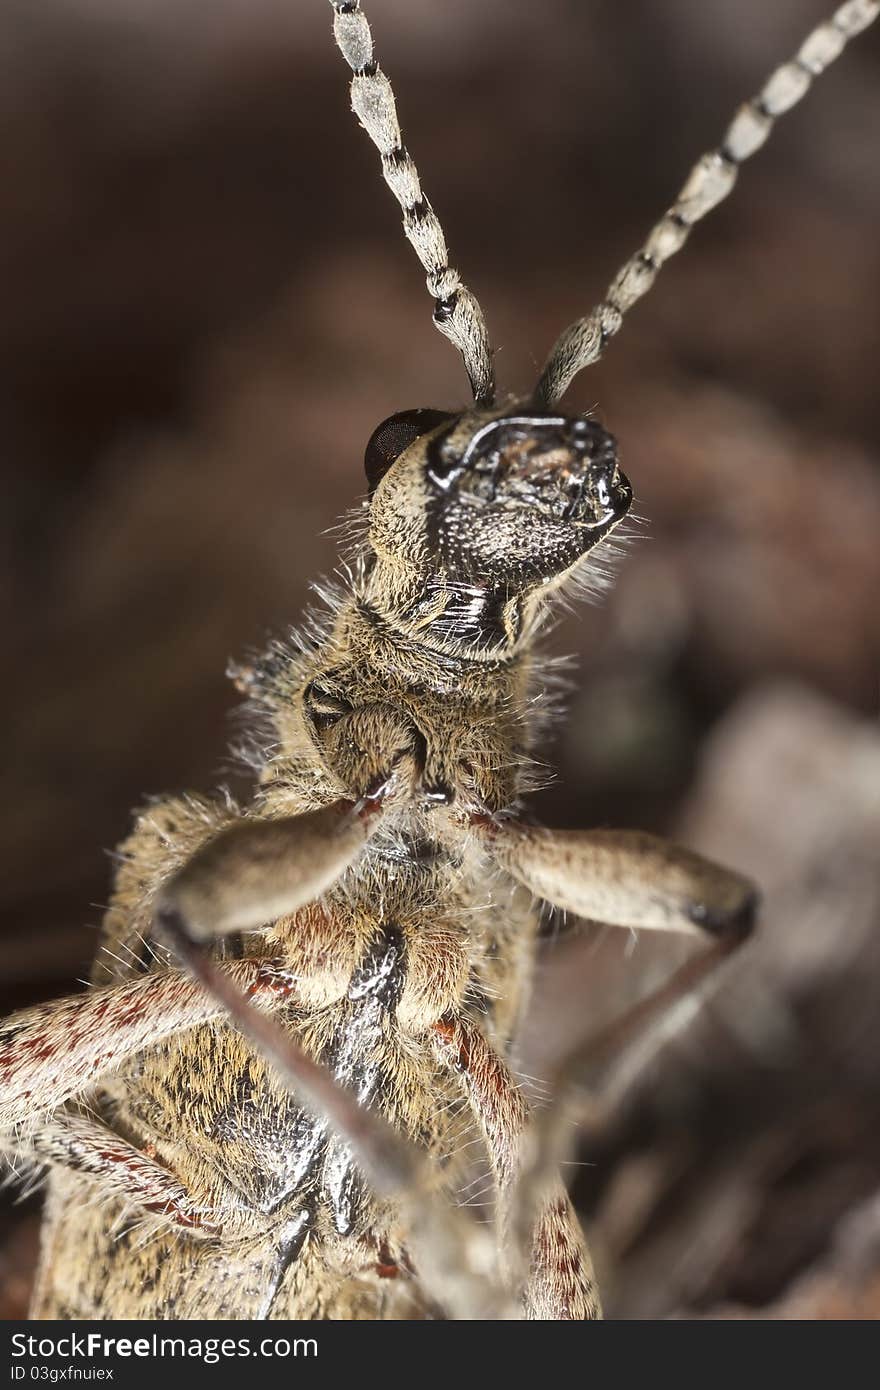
[1,0,879,1319]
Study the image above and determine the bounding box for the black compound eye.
[364,408,457,494]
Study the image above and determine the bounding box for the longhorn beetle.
[1,0,877,1321]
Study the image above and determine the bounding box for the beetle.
[1,0,876,1321]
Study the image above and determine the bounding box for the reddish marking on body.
[373,1237,406,1279]
[431,1016,472,1074]
[247,962,299,1000]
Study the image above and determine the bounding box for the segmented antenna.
[536,0,879,407]
[329,1,496,406]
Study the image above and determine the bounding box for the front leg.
[480,821,758,938]
[461,816,758,1313]
[156,793,392,942]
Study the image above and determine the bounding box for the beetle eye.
[364,408,457,494]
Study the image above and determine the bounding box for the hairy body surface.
[4,0,876,1320]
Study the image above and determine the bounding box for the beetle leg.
[0,958,298,1131]
[4,1113,222,1236]
[510,931,752,1293]
[481,820,758,939]
[433,829,757,1322]
[155,792,394,945]
[431,1015,600,1320]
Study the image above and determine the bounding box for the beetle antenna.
[536,0,879,406]
[330,1,496,406]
